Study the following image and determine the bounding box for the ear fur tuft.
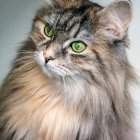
[96,0,132,41]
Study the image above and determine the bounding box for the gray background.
[0,0,140,139]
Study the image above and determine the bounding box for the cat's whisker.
[56,65,71,75]
[54,66,67,76]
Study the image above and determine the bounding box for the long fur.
[0,0,137,140]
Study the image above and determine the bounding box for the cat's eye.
[71,41,86,53]
[44,25,54,37]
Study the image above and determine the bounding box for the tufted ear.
[96,0,132,41]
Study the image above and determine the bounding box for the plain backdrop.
[0,0,140,139]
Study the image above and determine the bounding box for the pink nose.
[43,47,56,63]
[44,56,55,63]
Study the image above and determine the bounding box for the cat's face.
[30,0,132,79]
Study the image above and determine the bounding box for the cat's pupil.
[44,25,53,37]
[47,27,51,33]
[75,44,82,51]
[76,44,80,49]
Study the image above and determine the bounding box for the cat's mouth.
[35,51,74,77]
[44,64,73,77]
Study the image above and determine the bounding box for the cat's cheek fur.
[35,50,45,66]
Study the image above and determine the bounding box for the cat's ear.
[96,0,132,41]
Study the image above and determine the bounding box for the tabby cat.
[0,0,136,140]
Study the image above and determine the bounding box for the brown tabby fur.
[0,0,137,140]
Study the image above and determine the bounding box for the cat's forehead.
[44,8,88,26]
[37,3,102,28]
[45,12,87,30]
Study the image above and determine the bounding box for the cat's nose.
[42,43,57,63]
[44,56,55,63]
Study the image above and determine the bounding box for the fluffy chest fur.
[0,61,133,140]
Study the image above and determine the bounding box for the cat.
[0,0,137,140]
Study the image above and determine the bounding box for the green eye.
[71,41,86,53]
[44,25,54,37]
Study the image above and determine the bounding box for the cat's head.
[29,0,132,80]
